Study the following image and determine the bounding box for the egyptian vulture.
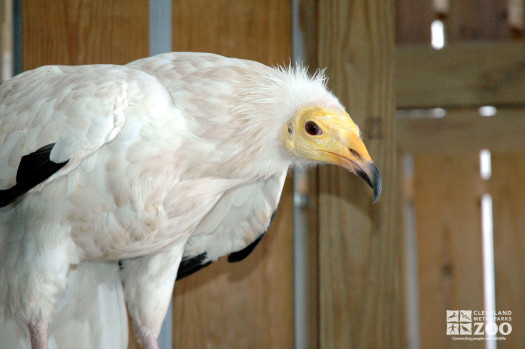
[0,52,381,349]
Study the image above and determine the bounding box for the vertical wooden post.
[317,1,401,348]
[0,0,4,80]
[491,153,525,349]
[0,0,10,81]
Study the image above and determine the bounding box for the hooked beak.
[354,161,382,204]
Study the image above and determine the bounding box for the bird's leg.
[28,316,48,349]
[133,322,160,349]
[140,334,159,349]
[119,245,183,349]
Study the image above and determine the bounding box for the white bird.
[0,52,381,349]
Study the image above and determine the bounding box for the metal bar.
[149,0,172,56]
[149,0,173,348]
[292,1,311,348]
[481,193,497,349]
[402,154,421,349]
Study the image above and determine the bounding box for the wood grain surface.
[172,0,291,63]
[397,108,525,154]
[317,1,401,348]
[490,153,525,349]
[22,0,148,70]
[396,42,525,109]
[414,154,484,349]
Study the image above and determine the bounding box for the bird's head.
[282,106,382,203]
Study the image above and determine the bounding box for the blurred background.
[1,1,523,348]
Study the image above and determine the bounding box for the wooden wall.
[396,0,511,44]
[491,153,525,349]
[21,0,148,70]
[317,0,401,348]
[396,1,525,348]
[413,154,484,349]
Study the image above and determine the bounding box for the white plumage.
[0,52,380,349]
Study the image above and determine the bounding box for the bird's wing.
[0,261,128,349]
[0,65,129,205]
[177,170,287,279]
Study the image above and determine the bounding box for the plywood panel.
[317,0,401,348]
[395,0,432,44]
[396,42,525,109]
[22,0,149,70]
[170,1,294,348]
[447,0,510,42]
[397,109,525,154]
[413,154,484,349]
[172,0,290,63]
[490,153,525,349]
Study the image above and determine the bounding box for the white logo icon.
[459,323,472,335]
[446,309,512,338]
[459,310,471,322]
[446,310,458,322]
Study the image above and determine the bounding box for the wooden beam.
[317,1,401,348]
[397,108,525,154]
[0,0,4,80]
[396,42,525,109]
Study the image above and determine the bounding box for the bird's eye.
[305,121,322,136]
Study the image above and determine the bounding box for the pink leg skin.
[133,322,159,349]
[28,317,48,349]
[140,333,159,349]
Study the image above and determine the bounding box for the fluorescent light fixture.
[479,105,497,117]
[431,20,446,50]
[431,108,446,118]
[481,193,497,348]
[480,149,492,180]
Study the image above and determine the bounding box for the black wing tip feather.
[227,233,266,263]
[177,208,279,279]
[176,253,212,280]
[0,143,69,207]
[227,210,277,263]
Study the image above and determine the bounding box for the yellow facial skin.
[282,106,382,202]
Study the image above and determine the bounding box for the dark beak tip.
[371,163,382,204]
[372,179,382,204]
[356,162,382,204]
